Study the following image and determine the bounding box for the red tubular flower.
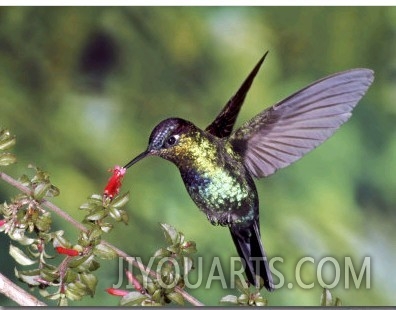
[55,246,80,257]
[0,219,6,227]
[103,165,126,199]
[126,270,144,293]
[106,288,129,296]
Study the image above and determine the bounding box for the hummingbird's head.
[124,118,199,169]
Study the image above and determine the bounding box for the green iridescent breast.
[177,135,257,226]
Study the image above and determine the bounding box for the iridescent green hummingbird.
[124,52,374,291]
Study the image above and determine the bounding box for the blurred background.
[1,7,395,306]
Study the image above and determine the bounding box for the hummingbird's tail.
[229,222,274,291]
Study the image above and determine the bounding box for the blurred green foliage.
[1,7,395,306]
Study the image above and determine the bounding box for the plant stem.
[0,272,47,306]
[0,171,204,306]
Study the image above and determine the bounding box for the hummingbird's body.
[144,117,272,288]
[125,52,374,292]
[155,120,256,227]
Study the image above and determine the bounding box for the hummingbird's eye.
[164,134,179,148]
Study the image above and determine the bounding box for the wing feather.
[205,52,268,138]
[230,69,374,178]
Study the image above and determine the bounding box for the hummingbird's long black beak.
[123,150,150,169]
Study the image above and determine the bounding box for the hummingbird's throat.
[164,131,218,170]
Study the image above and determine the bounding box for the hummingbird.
[124,52,374,291]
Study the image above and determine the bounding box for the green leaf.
[9,244,36,265]
[120,291,147,306]
[68,254,90,268]
[40,261,58,271]
[47,292,61,300]
[46,185,60,197]
[144,277,156,295]
[39,288,50,298]
[40,267,60,283]
[9,229,35,245]
[121,211,129,224]
[86,209,107,221]
[35,212,52,232]
[160,223,179,244]
[65,284,85,301]
[73,254,100,272]
[142,300,162,306]
[109,206,121,221]
[38,231,52,244]
[237,293,249,304]
[0,137,16,151]
[27,244,41,257]
[79,203,92,211]
[80,196,103,211]
[18,175,31,186]
[73,280,88,290]
[64,269,78,283]
[235,278,249,293]
[319,288,342,306]
[15,268,41,286]
[29,165,50,183]
[166,291,184,305]
[255,295,268,306]
[53,232,71,248]
[220,294,238,305]
[87,194,103,203]
[80,195,103,211]
[58,296,68,306]
[320,288,332,306]
[182,257,193,275]
[0,153,16,166]
[80,273,98,297]
[93,243,117,260]
[0,129,16,150]
[166,244,181,254]
[33,182,51,201]
[87,227,103,242]
[182,241,197,254]
[110,192,129,209]
[151,288,162,302]
[154,247,171,258]
[100,222,113,233]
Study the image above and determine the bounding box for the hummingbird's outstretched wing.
[230,69,374,178]
[205,52,268,138]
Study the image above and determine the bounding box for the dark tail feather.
[229,222,274,291]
